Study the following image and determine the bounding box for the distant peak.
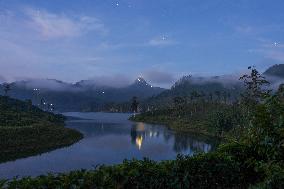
[135,77,146,83]
[264,64,284,78]
[133,77,153,87]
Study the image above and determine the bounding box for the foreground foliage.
[0,153,262,189]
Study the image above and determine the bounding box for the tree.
[215,91,221,103]
[208,93,213,102]
[173,96,187,117]
[173,96,185,108]
[227,92,231,104]
[222,91,227,104]
[211,111,233,137]
[131,96,139,113]
[3,83,11,96]
[200,91,206,102]
[239,66,270,105]
[40,98,46,110]
[190,91,200,102]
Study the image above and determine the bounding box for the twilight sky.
[0,0,284,87]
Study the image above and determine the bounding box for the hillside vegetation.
[131,102,243,138]
[0,96,83,163]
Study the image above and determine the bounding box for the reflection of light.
[136,123,145,131]
[136,136,143,150]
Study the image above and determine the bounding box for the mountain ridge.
[263,64,284,79]
[1,64,284,111]
[0,77,165,111]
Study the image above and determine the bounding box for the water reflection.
[130,122,217,153]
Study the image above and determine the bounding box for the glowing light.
[102,91,105,94]
[135,136,143,150]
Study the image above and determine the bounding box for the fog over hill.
[0,76,6,84]
[1,64,284,112]
[0,76,165,111]
[140,64,284,108]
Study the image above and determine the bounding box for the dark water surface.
[0,112,218,179]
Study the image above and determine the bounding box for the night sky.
[0,0,283,87]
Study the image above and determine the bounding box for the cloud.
[235,25,253,35]
[266,76,284,90]
[234,24,284,36]
[79,74,133,88]
[249,49,284,62]
[265,51,284,62]
[25,8,107,39]
[0,75,6,84]
[0,38,42,81]
[143,70,175,84]
[248,38,284,63]
[16,78,77,92]
[261,43,284,49]
[148,36,177,47]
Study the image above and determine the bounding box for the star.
[116,2,119,6]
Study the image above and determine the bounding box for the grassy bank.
[0,96,83,163]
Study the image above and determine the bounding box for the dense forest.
[0,96,83,163]
[1,67,283,188]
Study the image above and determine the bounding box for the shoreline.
[0,124,83,164]
[129,116,223,140]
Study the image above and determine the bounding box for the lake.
[0,112,218,179]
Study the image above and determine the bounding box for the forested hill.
[0,96,65,127]
[0,96,82,163]
[141,64,284,109]
[263,64,284,78]
[142,75,243,108]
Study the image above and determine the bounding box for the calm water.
[0,112,218,179]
